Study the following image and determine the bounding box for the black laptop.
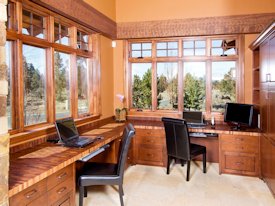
[55,117,95,147]
[183,111,206,128]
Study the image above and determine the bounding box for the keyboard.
[187,123,207,128]
[189,132,218,138]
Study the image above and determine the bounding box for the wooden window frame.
[6,0,101,136]
[126,35,244,119]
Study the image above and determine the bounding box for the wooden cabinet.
[219,134,259,176]
[250,21,275,196]
[10,164,75,206]
[133,128,166,167]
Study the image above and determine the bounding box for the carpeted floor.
[76,162,275,206]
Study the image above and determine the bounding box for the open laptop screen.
[55,117,79,142]
[183,111,203,124]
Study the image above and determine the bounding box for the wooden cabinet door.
[260,135,272,180]
[269,33,275,82]
[260,40,269,83]
[268,91,275,141]
[260,89,269,134]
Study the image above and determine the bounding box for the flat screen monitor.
[224,103,253,130]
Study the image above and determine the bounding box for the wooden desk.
[129,119,260,177]
[9,123,125,206]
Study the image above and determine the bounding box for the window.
[212,61,236,112]
[54,22,70,45]
[5,41,12,129]
[156,42,178,57]
[183,40,206,56]
[131,43,152,58]
[23,45,47,126]
[183,62,206,111]
[131,63,152,109]
[128,36,241,115]
[22,9,45,39]
[6,1,99,134]
[211,39,236,56]
[54,51,71,119]
[157,62,178,110]
[77,57,89,115]
[77,30,89,50]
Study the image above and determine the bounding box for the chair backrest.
[117,123,135,178]
[162,117,191,160]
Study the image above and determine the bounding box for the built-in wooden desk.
[128,117,261,177]
[9,123,125,206]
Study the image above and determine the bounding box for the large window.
[23,45,47,126]
[5,41,12,129]
[131,63,152,109]
[157,62,178,110]
[77,57,89,115]
[183,62,206,111]
[6,1,99,134]
[54,51,71,119]
[128,36,240,114]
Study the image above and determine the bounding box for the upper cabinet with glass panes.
[211,39,237,56]
[131,42,152,58]
[22,9,45,39]
[54,22,70,46]
[77,30,89,51]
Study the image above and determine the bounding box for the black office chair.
[78,123,135,206]
[162,117,206,181]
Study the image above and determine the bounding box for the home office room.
[0,0,275,205]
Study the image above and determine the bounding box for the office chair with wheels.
[78,123,135,206]
[162,117,206,181]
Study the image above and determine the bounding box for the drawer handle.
[57,186,67,194]
[58,172,67,179]
[147,154,153,157]
[236,138,244,141]
[25,189,37,199]
[146,140,154,143]
[235,162,243,165]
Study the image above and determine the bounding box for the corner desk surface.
[9,123,125,198]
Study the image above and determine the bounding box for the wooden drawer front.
[10,179,47,206]
[136,129,165,145]
[48,178,74,206]
[220,135,259,153]
[138,146,163,163]
[224,154,256,172]
[47,164,73,190]
[221,143,258,153]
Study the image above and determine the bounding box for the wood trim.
[30,0,117,39]
[117,13,275,39]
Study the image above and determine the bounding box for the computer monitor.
[224,102,253,130]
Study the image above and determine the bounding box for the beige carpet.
[76,162,275,206]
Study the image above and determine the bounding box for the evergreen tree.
[54,52,67,102]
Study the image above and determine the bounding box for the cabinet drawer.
[224,154,256,172]
[47,164,73,190]
[136,129,165,138]
[136,135,164,145]
[47,178,74,206]
[10,179,47,206]
[137,146,163,163]
[221,143,258,153]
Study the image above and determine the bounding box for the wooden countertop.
[9,123,125,197]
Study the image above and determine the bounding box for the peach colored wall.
[100,36,115,118]
[116,0,275,22]
[84,0,116,21]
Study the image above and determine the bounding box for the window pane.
[157,50,167,57]
[157,42,166,49]
[142,43,152,50]
[142,50,151,57]
[168,49,178,57]
[77,31,89,51]
[132,51,141,58]
[168,42,178,49]
[195,49,206,56]
[211,39,236,56]
[195,41,205,48]
[77,57,89,115]
[5,41,12,129]
[55,51,71,119]
[131,43,141,50]
[157,62,178,110]
[22,10,44,39]
[23,45,46,125]
[183,62,206,111]
[54,22,69,46]
[132,63,152,109]
[183,41,194,48]
[183,49,194,56]
[212,61,236,112]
